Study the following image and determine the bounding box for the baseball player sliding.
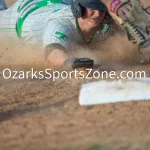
[0,0,150,69]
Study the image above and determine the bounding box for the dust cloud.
[0,34,145,71]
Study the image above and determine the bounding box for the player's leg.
[0,0,7,10]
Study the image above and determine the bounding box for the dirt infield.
[0,1,150,150]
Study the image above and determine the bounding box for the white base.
[79,78,150,106]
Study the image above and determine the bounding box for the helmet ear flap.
[71,0,83,18]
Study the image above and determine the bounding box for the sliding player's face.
[83,8,106,28]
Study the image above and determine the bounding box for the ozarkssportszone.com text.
[2,68,146,81]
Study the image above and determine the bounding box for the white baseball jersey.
[0,0,83,49]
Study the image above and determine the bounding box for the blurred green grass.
[25,136,150,150]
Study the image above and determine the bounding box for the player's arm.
[42,19,72,68]
[43,20,94,69]
[44,43,69,67]
[44,45,94,70]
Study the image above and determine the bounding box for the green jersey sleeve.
[42,19,75,50]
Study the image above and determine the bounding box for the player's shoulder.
[17,0,73,15]
[47,17,76,32]
[18,0,72,8]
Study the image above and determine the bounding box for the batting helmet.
[71,0,107,18]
